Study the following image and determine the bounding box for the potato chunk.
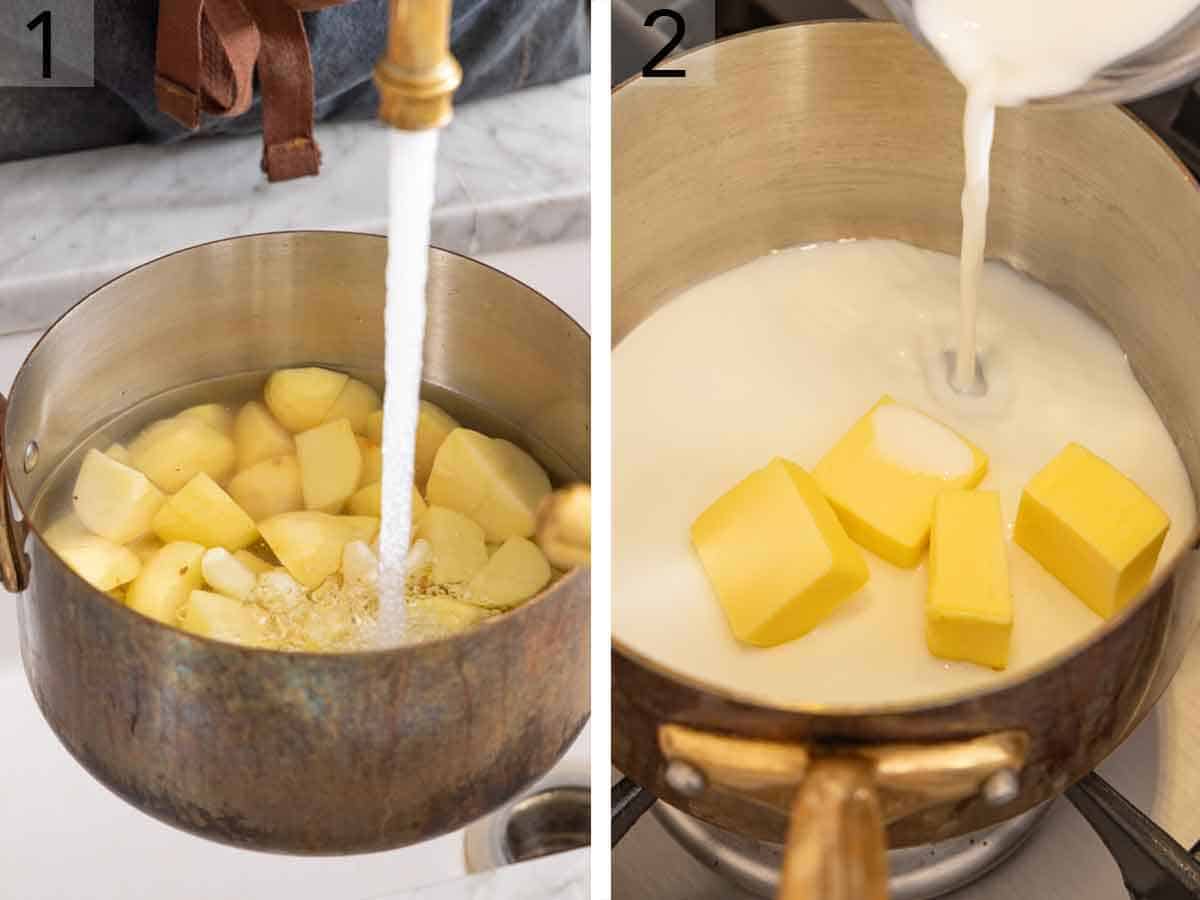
[347,482,381,517]
[181,590,269,646]
[467,537,552,610]
[364,410,383,444]
[233,549,274,575]
[322,378,381,433]
[295,419,362,512]
[55,535,141,593]
[346,483,426,526]
[227,455,303,521]
[357,437,382,487]
[264,367,348,432]
[152,473,258,550]
[415,401,460,490]
[258,511,379,588]
[129,416,236,492]
[415,505,489,583]
[233,401,294,470]
[127,534,165,564]
[126,541,205,624]
[201,547,257,601]
[42,513,91,548]
[426,429,551,542]
[409,595,495,632]
[178,403,234,435]
[72,448,165,544]
[105,443,132,466]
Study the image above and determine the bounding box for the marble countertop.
[0,75,588,335]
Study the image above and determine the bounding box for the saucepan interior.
[612,22,1200,844]
[3,231,591,852]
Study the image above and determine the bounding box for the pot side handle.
[0,393,30,592]
[536,484,590,570]
[778,758,889,900]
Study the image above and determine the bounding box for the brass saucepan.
[0,231,590,854]
[612,22,1200,898]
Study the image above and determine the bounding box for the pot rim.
[611,20,1200,721]
[4,229,591,661]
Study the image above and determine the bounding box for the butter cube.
[690,458,868,647]
[1014,443,1169,619]
[926,491,1012,669]
[814,397,988,567]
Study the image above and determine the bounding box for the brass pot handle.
[658,724,1029,900]
[0,393,30,592]
[779,758,888,900]
[535,484,590,570]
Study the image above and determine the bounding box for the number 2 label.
[643,9,686,78]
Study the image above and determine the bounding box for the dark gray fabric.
[0,0,588,162]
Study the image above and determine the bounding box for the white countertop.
[0,76,588,336]
[0,241,590,900]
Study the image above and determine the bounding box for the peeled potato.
[415,505,489,584]
[234,401,294,470]
[322,378,381,433]
[129,416,236,492]
[409,595,495,631]
[228,455,303,521]
[364,410,383,444]
[295,419,361,512]
[42,514,91,548]
[415,401,460,490]
[201,548,258,601]
[127,534,165,564]
[126,541,205,624]
[181,589,269,646]
[264,367,348,433]
[105,443,132,466]
[178,403,234,435]
[152,473,258,550]
[72,449,165,544]
[341,540,379,586]
[425,429,551,542]
[258,511,379,588]
[467,536,551,610]
[55,535,141,593]
[233,549,274,575]
[346,483,426,527]
[357,437,382,487]
[347,482,381,517]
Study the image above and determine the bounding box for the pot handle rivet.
[983,768,1019,806]
[664,759,707,797]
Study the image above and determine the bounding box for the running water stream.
[375,128,441,641]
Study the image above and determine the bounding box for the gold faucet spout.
[375,0,462,131]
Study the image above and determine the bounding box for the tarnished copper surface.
[612,22,1200,853]
[4,233,590,853]
[21,541,588,852]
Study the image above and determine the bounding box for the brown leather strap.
[201,0,260,118]
[242,0,322,181]
[156,0,331,181]
[155,0,205,127]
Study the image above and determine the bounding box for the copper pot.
[0,231,590,854]
[612,22,1200,898]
